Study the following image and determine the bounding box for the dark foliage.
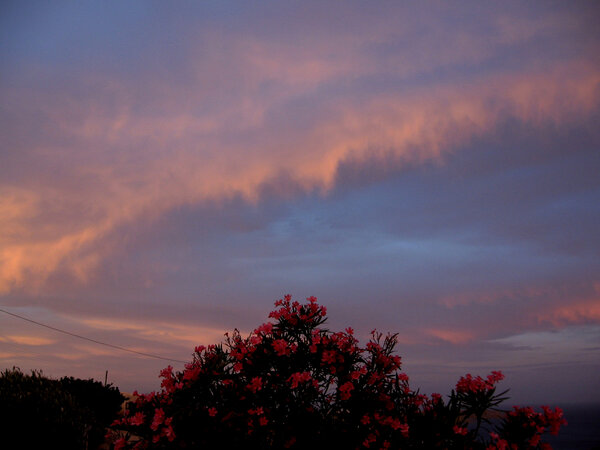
[0,367,125,449]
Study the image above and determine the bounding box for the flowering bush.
[108,296,565,449]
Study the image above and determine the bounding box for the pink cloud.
[425,328,475,345]
[0,335,56,346]
[537,290,600,327]
[1,50,599,295]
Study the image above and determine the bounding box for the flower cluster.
[489,405,567,449]
[456,371,505,394]
[107,295,565,449]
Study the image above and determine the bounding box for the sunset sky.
[1,1,599,404]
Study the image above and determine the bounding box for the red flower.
[388,417,402,430]
[183,365,201,382]
[362,433,376,448]
[151,408,165,431]
[163,418,176,442]
[288,371,312,389]
[399,423,409,437]
[339,381,354,400]
[273,339,290,356]
[456,371,504,394]
[488,432,509,450]
[129,412,145,426]
[255,322,273,335]
[114,437,127,450]
[284,436,296,448]
[321,349,337,365]
[542,405,567,434]
[247,376,263,393]
[487,371,505,384]
[453,425,468,436]
[109,296,565,449]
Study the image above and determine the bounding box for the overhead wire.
[0,307,188,364]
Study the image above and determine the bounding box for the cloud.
[536,283,600,326]
[2,60,598,294]
[0,335,55,346]
[79,316,228,349]
[424,328,474,345]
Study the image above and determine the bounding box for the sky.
[1,1,599,405]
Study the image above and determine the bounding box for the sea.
[540,404,600,450]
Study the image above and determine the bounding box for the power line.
[0,307,188,364]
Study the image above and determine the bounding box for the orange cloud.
[79,317,228,349]
[1,59,599,294]
[0,335,56,346]
[537,298,600,326]
[425,328,474,345]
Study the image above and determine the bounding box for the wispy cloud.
[2,61,598,294]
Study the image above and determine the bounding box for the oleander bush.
[108,296,566,449]
[0,367,124,449]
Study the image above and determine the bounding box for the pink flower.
[208,407,217,417]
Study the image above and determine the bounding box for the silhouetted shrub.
[0,367,124,449]
[60,375,126,448]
